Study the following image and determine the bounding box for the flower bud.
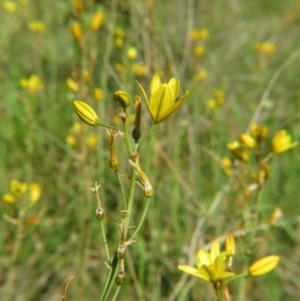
[91,11,104,31]
[2,193,16,204]
[93,87,103,102]
[248,255,280,277]
[225,233,236,257]
[73,100,99,126]
[70,22,82,42]
[72,0,83,13]
[113,90,130,108]
[227,141,249,163]
[240,133,256,149]
[95,208,105,221]
[132,95,142,141]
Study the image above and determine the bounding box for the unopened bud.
[248,255,280,277]
[91,11,104,31]
[70,22,82,42]
[227,141,249,163]
[73,100,99,126]
[72,0,83,13]
[240,133,256,149]
[114,90,130,108]
[132,95,142,141]
[225,233,236,258]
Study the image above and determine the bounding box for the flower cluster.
[179,234,280,299]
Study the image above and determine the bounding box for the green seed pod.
[117,246,126,259]
[95,208,105,221]
[115,270,126,285]
[114,90,130,108]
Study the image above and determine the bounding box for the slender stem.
[129,197,151,241]
[97,122,118,131]
[122,110,134,157]
[100,220,110,264]
[125,168,136,236]
[111,285,121,301]
[115,171,127,209]
[137,123,158,150]
[3,209,26,299]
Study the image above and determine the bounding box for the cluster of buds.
[178,234,280,299]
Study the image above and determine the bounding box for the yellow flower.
[82,70,91,84]
[206,99,217,110]
[127,47,137,59]
[190,28,209,40]
[194,45,205,57]
[227,141,249,163]
[250,124,268,142]
[93,87,103,102]
[132,64,149,77]
[114,37,124,48]
[178,239,235,282]
[254,42,275,55]
[73,100,99,126]
[248,255,280,277]
[271,130,298,154]
[20,74,43,94]
[239,133,256,149]
[29,182,41,204]
[10,179,27,194]
[221,157,232,177]
[70,22,82,42]
[66,78,79,92]
[86,134,98,149]
[136,73,189,123]
[215,89,225,106]
[66,134,76,146]
[195,69,207,82]
[2,193,16,204]
[28,21,46,32]
[3,1,17,13]
[91,11,104,31]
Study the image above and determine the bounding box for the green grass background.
[1,0,300,300]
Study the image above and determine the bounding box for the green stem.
[122,111,134,157]
[97,122,117,131]
[125,168,136,237]
[115,171,127,209]
[100,253,121,301]
[128,197,151,241]
[137,123,158,151]
[111,285,121,301]
[3,209,26,300]
[100,220,110,264]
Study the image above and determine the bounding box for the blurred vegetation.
[0,0,300,300]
